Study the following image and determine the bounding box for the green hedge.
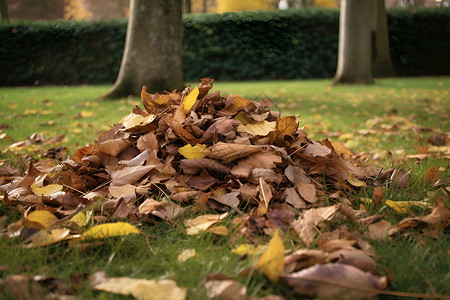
[0,8,449,86]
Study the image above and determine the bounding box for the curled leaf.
[80,222,140,241]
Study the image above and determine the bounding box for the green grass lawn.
[0,77,449,299]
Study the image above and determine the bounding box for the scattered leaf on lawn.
[178,143,210,159]
[93,276,186,300]
[80,222,140,241]
[204,273,247,300]
[385,199,431,214]
[256,229,285,282]
[232,244,265,256]
[177,249,196,263]
[424,166,439,186]
[347,174,367,187]
[280,263,387,300]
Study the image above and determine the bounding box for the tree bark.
[104,0,184,99]
[372,0,395,77]
[333,0,374,85]
[0,0,8,23]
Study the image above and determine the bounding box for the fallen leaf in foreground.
[256,229,285,282]
[204,273,247,300]
[280,263,387,300]
[93,275,186,300]
[80,222,140,241]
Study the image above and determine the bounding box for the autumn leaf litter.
[1,78,449,300]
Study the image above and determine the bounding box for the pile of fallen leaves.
[1,78,449,300]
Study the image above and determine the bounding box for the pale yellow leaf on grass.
[120,112,157,130]
[80,110,94,117]
[178,143,210,159]
[26,210,58,228]
[94,277,186,300]
[347,174,367,187]
[31,183,63,196]
[385,199,431,214]
[237,120,277,136]
[256,229,285,282]
[177,249,196,263]
[232,244,265,256]
[80,222,140,241]
[184,212,228,235]
[180,86,199,114]
[24,228,71,248]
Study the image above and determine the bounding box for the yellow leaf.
[80,110,94,117]
[178,143,210,159]
[80,222,140,241]
[237,120,277,136]
[206,225,230,236]
[385,199,431,214]
[177,249,196,263]
[70,210,92,227]
[347,174,367,187]
[26,210,58,228]
[31,183,63,196]
[256,229,285,282]
[23,109,37,115]
[226,95,249,112]
[275,116,298,143]
[24,228,71,248]
[180,86,199,114]
[119,112,157,130]
[232,244,264,256]
[94,277,186,300]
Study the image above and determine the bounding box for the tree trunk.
[0,0,9,22]
[333,0,374,85]
[104,0,184,99]
[372,0,395,77]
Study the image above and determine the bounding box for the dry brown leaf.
[292,205,339,246]
[280,263,387,300]
[296,182,316,204]
[367,220,392,241]
[110,165,156,186]
[282,188,306,209]
[207,142,261,163]
[275,116,298,146]
[238,151,282,169]
[424,166,439,186]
